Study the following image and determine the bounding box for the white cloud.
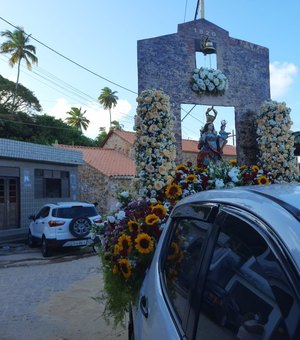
[270,62,298,98]
[47,98,132,139]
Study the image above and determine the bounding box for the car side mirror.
[29,215,36,221]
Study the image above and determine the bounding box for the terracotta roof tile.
[55,145,135,177]
[56,132,236,177]
[182,138,237,156]
[102,131,236,156]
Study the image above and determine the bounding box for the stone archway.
[137,18,270,165]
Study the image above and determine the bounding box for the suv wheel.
[28,230,37,248]
[69,217,91,238]
[42,236,51,257]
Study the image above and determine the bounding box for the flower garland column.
[256,100,299,182]
[134,89,177,199]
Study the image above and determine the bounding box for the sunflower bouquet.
[96,198,169,325]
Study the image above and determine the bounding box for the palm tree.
[111,120,124,131]
[0,27,38,112]
[65,107,90,133]
[98,87,118,129]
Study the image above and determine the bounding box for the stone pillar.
[235,108,260,165]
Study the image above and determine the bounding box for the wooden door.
[0,177,20,230]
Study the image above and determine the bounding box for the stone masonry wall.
[77,163,133,216]
[102,134,134,159]
[138,18,270,165]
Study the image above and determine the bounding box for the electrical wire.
[0,16,138,95]
[183,0,188,22]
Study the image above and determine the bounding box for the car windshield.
[52,206,97,218]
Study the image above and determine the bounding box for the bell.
[201,37,216,55]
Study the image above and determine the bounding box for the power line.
[183,0,189,22]
[0,116,80,131]
[0,16,138,95]
[0,54,105,110]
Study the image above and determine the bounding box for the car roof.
[173,183,300,271]
[45,202,95,208]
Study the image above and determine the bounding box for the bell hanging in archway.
[201,37,216,55]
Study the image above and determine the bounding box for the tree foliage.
[98,87,118,128]
[0,27,38,112]
[65,107,90,132]
[0,75,41,114]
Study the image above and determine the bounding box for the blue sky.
[0,0,299,144]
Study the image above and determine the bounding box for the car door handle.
[140,295,148,318]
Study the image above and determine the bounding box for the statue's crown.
[206,106,217,123]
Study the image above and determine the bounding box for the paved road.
[0,244,127,340]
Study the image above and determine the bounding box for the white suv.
[28,201,102,257]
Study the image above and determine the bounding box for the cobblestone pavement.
[0,244,127,340]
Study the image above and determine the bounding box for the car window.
[162,217,212,329]
[52,206,97,218]
[36,206,50,219]
[196,213,300,340]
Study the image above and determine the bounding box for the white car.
[129,184,300,340]
[28,201,102,257]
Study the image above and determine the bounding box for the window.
[36,206,50,219]
[52,206,97,219]
[162,216,211,328]
[196,213,300,339]
[34,169,70,198]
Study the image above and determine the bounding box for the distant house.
[55,144,135,216]
[56,130,236,214]
[0,138,83,241]
[99,130,237,163]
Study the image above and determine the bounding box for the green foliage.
[99,251,139,328]
[0,27,38,70]
[65,107,90,132]
[95,127,107,145]
[0,75,41,113]
[0,110,96,146]
[110,120,124,131]
[1,26,38,112]
[98,87,118,128]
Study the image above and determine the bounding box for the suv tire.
[42,236,51,257]
[69,217,91,238]
[28,230,37,248]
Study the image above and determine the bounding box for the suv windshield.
[53,206,97,218]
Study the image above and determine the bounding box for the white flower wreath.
[191,67,228,95]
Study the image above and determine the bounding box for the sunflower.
[167,242,181,261]
[252,165,259,172]
[114,244,120,255]
[229,159,237,165]
[165,182,182,200]
[257,175,270,185]
[128,220,141,233]
[117,234,133,253]
[185,174,197,183]
[113,264,118,274]
[118,258,132,279]
[195,165,208,173]
[176,164,188,172]
[145,213,160,226]
[135,233,154,254]
[151,204,167,218]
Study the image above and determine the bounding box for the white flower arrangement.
[191,67,228,96]
[134,89,177,198]
[256,100,299,182]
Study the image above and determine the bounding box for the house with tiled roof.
[100,130,236,163]
[56,130,236,214]
[54,144,135,215]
